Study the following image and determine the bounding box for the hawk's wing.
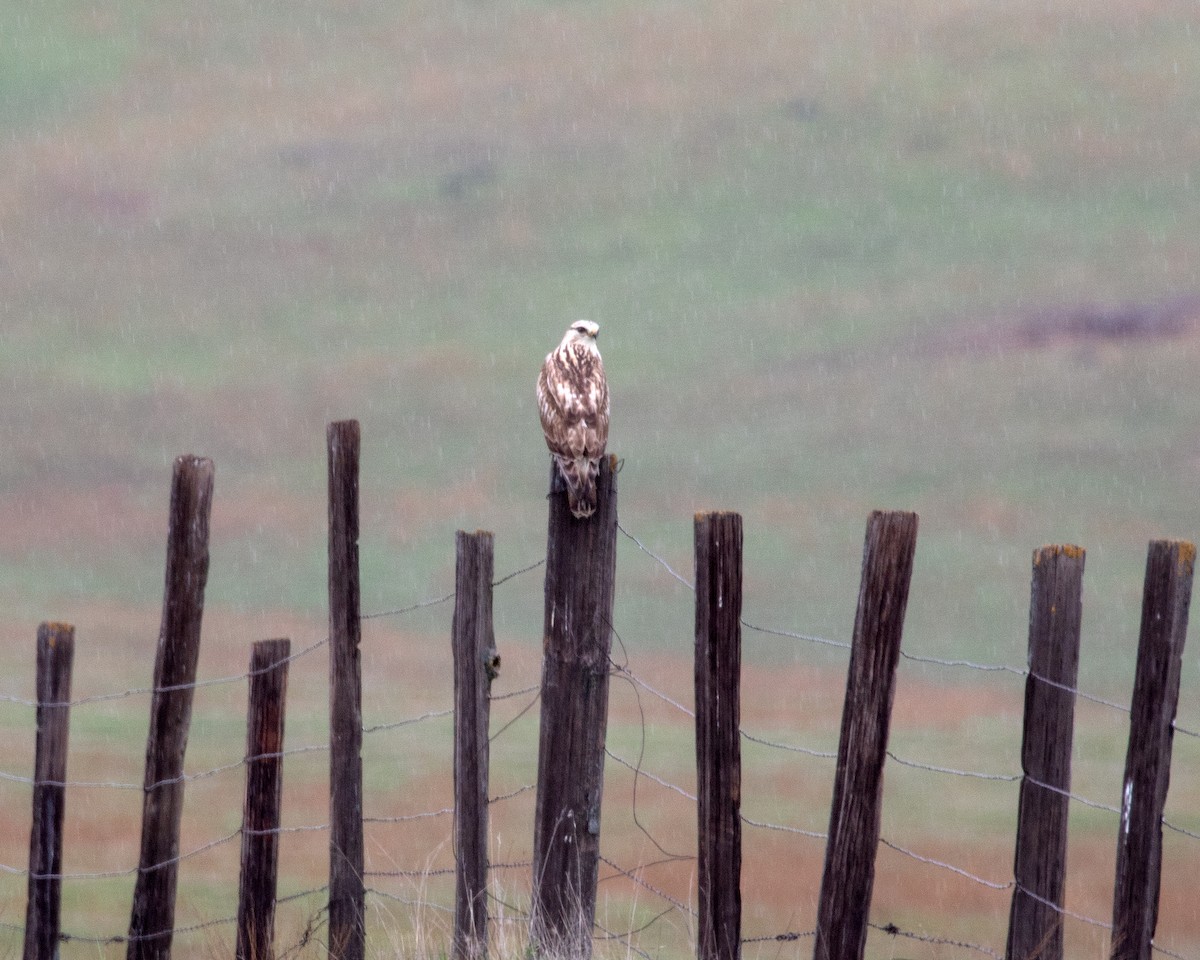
[538,344,608,461]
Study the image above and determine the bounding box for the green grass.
[3,0,1200,955]
[0,2,149,127]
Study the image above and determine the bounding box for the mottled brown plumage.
[537,321,609,518]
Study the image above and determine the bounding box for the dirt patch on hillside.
[928,293,1200,358]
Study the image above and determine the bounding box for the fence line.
[0,782,541,883]
[613,518,1200,960]
[0,592,1188,878]
[616,517,1184,731]
[0,521,1168,739]
[1,506,1197,958]
[0,520,1184,748]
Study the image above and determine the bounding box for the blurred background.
[1,0,1199,956]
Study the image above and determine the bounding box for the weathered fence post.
[1110,539,1194,960]
[531,455,618,959]
[23,621,75,960]
[695,512,743,960]
[328,420,365,960]
[237,638,291,960]
[813,510,918,960]
[452,531,499,960]
[128,455,214,960]
[1006,545,1085,960]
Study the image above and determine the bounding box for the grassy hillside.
[3,0,1199,678]
[1,0,1200,955]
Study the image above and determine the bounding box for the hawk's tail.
[556,456,600,519]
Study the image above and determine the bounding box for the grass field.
[2,0,1200,956]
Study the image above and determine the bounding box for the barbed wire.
[0,524,1161,747]
[742,730,837,760]
[742,929,816,944]
[365,867,456,880]
[1024,774,1122,815]
[592,919,659,960]
[366,886,454,912]
[0,556,543,712]
[362,706,453,736]
[10,827,244,882]
[0,783,538,882]
[361,556,545,621]
[885,751,1019,782]
[365,785,536,826]
[604,749,696,802]
[609,659,1151,849]
[1162,817,1200,841]
[740,815,826,840]
[1012,883,1111,931]
[0,742,332,793]
[740,618,852,651]
[44,884,330,948]
[0,635,332,710]
[869,920,1002,959]
[609,662,693,718]
[607,639,1190,889]
[490,683,540,702]
[597,854,697,919]
[59,913,237,946]
[878,837,1012,891]
[1155,941,1197,960]
[616,523,693,589]
[614,519,1167,730]
[365,807,452,825]
[0,524,1195,960]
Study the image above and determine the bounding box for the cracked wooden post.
[531,455,618,959]
[814,510,918,960]
[1111,540,1194,960]
[23,621,75,960]
[695,512,743,960]
[1006,545,1085,960]
[128,455,214,960]
[452,530,499,960]
[328,419,365,960]
[236,638,290,960]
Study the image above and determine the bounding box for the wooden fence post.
[128,455,214,960]
[1006,545,1085,960]
[813,510,918,960]
[328,420,365,960]
[452,531,499,960]
[531,455,618,959]
[695,512,743,960]
[23,622,75,960]
[1110,539,1194,960]
[237,639,291,960]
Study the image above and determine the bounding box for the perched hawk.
[537,320,609,518]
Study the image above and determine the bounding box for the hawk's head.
[562,320,600,349]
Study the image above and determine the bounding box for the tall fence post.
[1111,539,1194,960]
[23,621,76,960]
[695,512,743,960]
[452,531,499,960]
[531,455,618,959]
[813,510,918,960]
[1006,545,1085,960]
[128,455,214,960]
[328,420,365,960]
[237,638,291,960]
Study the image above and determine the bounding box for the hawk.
[537,320,609,518]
